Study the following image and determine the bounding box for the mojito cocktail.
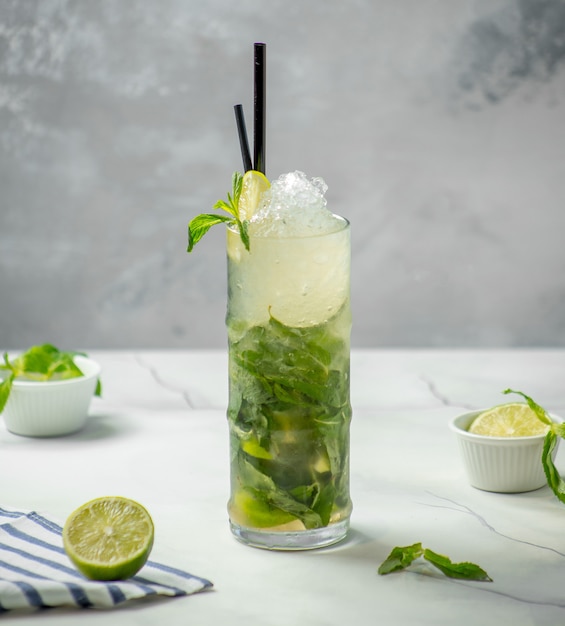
[226,171,352,550]
[186,42,351,550]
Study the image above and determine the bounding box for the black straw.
[253,43,266,175]
[234,104,252,172]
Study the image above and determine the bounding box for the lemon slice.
[468,402,550,437]
[63,496,154,580]
[238,170,270,220]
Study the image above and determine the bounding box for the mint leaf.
[10,343,59,378]
[541,429,565,503]
[503,389,565,503]
[378,543,492,582]
[503,388,553,425]
[228,170,243,214]
[8,345,84,382]
[213,171,243,217]
[232,310,348,411]
[187,171,250,252]
[187,214,235,252]
[423,548,492,581]
[0,372,15,413]
[239,218,250,251]
[378,543,424,575]
[47,353,83,380]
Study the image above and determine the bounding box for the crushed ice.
[249,171,342,237]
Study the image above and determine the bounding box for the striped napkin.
[0,505,213,612]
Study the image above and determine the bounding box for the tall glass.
[225,217,352,550]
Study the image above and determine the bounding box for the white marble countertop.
[2,349,565,625]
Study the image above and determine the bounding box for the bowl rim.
[2,355,101,388]
[449,408,562,443]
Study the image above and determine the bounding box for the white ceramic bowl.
[1,355,101,437]
[449,409,560,493]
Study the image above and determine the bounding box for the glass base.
[230,519,350,551]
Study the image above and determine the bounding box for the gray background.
[1,0,564,350]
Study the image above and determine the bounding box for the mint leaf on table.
[0,344,101,413]
[378,543,492,582]
[504,388,565,504]
[187,171,250,252]
[378,543,424,575]
[423,548,492,581]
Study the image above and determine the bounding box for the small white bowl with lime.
[450,392,562,494]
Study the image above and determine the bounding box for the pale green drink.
[226,172,352,550]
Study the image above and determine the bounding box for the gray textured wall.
[1,0,564,350]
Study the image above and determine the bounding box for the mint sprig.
[187,171,250,252]
[503,388,565,503]
[378,542,492,582]
[0,344,102,413]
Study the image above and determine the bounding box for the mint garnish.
[0,344,102,413]
[503,388,565,503]
[187,171,250,252]
[378,542,492,581]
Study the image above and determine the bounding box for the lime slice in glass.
[239,170,270,221]
[232,488,297,528]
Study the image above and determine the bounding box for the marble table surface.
[2,349,565,625]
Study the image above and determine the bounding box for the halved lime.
[469,402,550,437]
[63,496,154,580]
[239,170,270,220]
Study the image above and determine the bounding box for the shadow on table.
[0,412,136,445]
[0,412,138,447]
[304,526,396,567]
[69,412,137,442]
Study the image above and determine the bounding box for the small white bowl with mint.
[0,345,101,437]
[450,389,563,494]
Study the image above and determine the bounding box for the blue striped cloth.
[0,505,213,611]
